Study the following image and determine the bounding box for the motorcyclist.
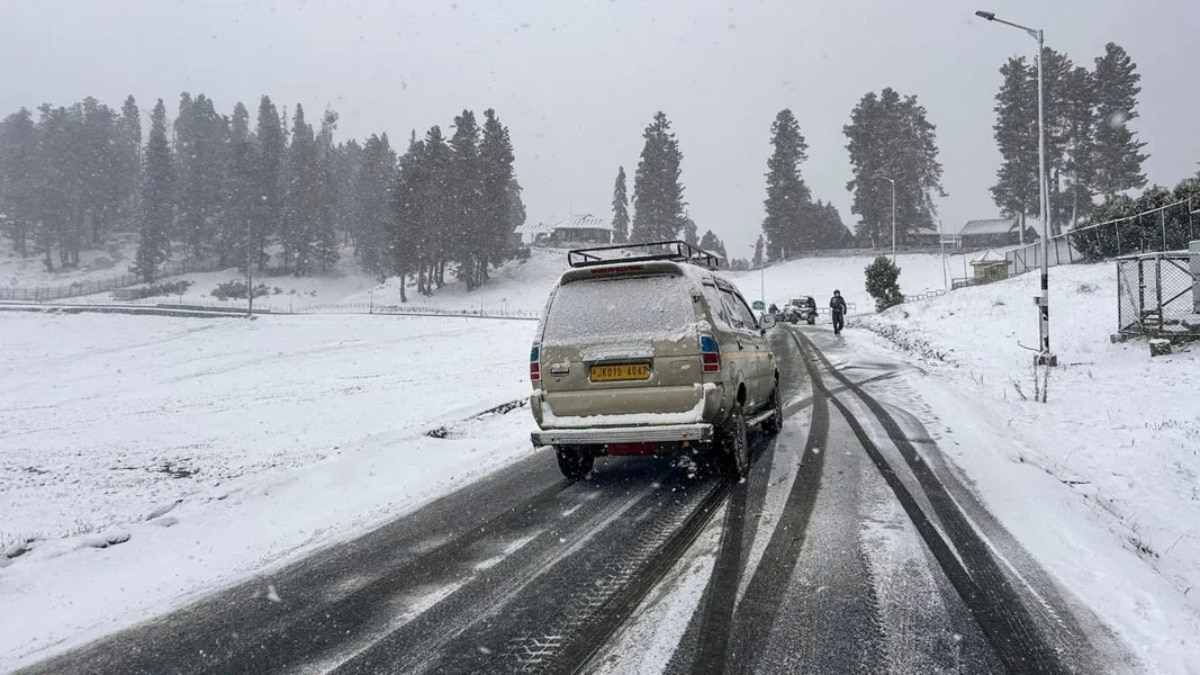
[830,290,847,335]
[768,303,779,315]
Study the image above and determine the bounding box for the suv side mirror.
[759,314,777,331]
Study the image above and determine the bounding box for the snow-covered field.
[43,246,570,314]
[2,244,1198,672]
[0,233,141,288]
[0,312,539,670]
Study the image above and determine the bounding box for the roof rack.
[567,240,721,270]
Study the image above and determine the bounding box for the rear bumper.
[531,423,713,447]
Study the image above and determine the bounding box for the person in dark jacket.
[830,290,847,335]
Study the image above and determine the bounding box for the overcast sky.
[4,0,1198,257]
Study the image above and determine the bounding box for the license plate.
[590,363,651,382]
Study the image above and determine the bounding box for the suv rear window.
[542,274,695,344]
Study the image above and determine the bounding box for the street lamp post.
[876,175,897,263]
[976,10,1057,366]
[751,244,764,306]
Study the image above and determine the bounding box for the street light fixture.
[976,9,1056,367]
[875,174,897,264]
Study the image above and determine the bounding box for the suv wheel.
[761,383,783,436]
[715,403,749,479]
[556,445,594,481]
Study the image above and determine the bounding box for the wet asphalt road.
[17,326,1134,675]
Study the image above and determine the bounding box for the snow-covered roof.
[557,213,611,231]
[971,249,1007,264]
[514,213,612,236]
[514,222,550,235]
[959,218,1017,236]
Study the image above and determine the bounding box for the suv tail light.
[699,334,720,372]
[530,344,541,382]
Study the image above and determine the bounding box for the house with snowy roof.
[958,217,1038,249]
[515,213,613,247]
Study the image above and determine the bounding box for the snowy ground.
[0,233,141,288]
[852,263,1200,673]
[725,247,1010,318]
[40,247,571,314]
[3,245,1198,672]
[0,312,540,670]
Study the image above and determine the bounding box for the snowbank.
[852,262,1200,672]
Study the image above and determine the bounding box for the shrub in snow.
[212,280,272,301]
[113,279,192,301]
[864,256,904,312]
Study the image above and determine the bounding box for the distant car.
[782,296,817,325]
[529,241,783,481]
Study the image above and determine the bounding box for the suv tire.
[715,402,749,479]
[556,445,594,481]
[761,383,783,436]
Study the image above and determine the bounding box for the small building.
[958,217,1034,249]
[909,224,943,247]
[516,213,613,247]
[970,249,1010,284]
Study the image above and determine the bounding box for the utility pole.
[976,9,1056,366]
[876,174,897,264]
[246,220,254,318]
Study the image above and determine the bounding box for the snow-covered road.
[13,325,1131,675]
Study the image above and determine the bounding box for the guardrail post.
[1156,254,1164,334]
[1191,240,1200,314]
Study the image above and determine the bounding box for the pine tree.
[332,138,362,246]
[421,126,453,290]
[252,96,286,270]
[479,109,519,283]
[611,166,629,243]
[698,229,727,262]
[354,133,397,279]
[75,98,123,248]
[1062,66,1097,229]
[844,89,945,247]
[33,104,87,269]
[0,108,38,256]
[175,93,228,258]
[506,177,526,251]
[679,215,698,245]
[448,110,484,288]
[133,99,173,282]
[284,104,318,275]
[312,108,341,272]
[631,112,685,243]
[1040,47,1079,236]
[864,256,903,312]
[1092,43,1148,199]
[224,102,258,270]
[990,57,1039,236]
[392,132,427,301]
[752,234,764,267]
[116,96,142,229]
[762,109,811,260]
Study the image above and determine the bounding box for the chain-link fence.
[1116,251,1200,339]
[1006,199,1197,276]
[0,257,224,302]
